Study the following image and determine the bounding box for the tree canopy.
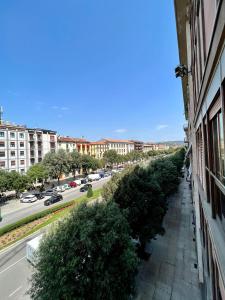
[29,202,138,300]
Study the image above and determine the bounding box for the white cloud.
[61,106,69,111]
[114,128,127,133]
[156,124,168,130]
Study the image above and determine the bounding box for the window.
[210,110,225,182]
[20,151,24,156]
[11,161,16,166]
[0,132,4,137]
[20,169,25,173]
[0,151,5,157]
[10,142,15,147]
[10,132,15,138]
[0,141,5,147]
[19,133,24,138]
[10,151,15,157]
[20,142,24,147]
[0,161,5,167]
[20,160,25,165]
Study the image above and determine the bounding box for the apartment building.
[89,141,109,159]
[129,140,144,152]
[143,143,158,153]
[28,128,57,166]
[58,136,90,155]
[174,0,225,299]
[0,123,29,173]
[99,139,134,155]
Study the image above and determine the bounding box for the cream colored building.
[90,141,109,159]
[99,139,134,155]
[58,136,90,155]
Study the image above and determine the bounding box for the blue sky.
[0,0,184,142]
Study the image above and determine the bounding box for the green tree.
[69,150,81,178]
[103,150,119,168]
[8,171,30,197]
[42,149,70,184]
[0,170,10,193]
[27,163,49,184]
[87,186,93,198]
[80,154,99,174]
[29,202,138,300]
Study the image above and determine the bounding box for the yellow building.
[90,141,109,159]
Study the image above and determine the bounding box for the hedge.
[0,189,102,237]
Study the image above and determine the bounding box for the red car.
[69,181,77,188]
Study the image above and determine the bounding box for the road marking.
[8,285,22,297]
[0,256,26,275]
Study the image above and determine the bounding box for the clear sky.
[0,0,184,142]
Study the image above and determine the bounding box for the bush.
[87,186,93,198]
[29,202,138,300]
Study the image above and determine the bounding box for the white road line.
[8,285,22,297]
[0,256,26,275]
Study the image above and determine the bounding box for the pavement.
[135,174,203,300]
[0,177,110,227]
[0,232,39,299]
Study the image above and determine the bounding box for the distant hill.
[158,141,184,146]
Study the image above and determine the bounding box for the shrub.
[87,186,93,198]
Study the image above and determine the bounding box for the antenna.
[0,106,3,125]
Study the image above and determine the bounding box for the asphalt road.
[0,230,46,300]
[0,177,110,228]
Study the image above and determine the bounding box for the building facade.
[58,136,90,155]
[129,140,144,152]
[174,0,225,299]
[0,122,58,173]
[143,143,159,153]
[89,141,109,159]
[0,123,29,173]
[99,139,134,155]
[28,128,57,166]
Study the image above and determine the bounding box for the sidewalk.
[135,175,202,300]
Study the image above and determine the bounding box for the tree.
[69,150,81,178]
[29,202,138,300]
[80,154,99,174]
[0,170,10,193]
[42,149,70,184]
[87,186,93,198]
[27,163,49,184]
[103,150,119,168]
[7,171,30,197]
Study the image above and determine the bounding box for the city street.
[0,177,110,300]
[0,177,110,227]
[0,230,46,299]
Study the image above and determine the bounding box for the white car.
[55,185,66,193]
[26,235,43,264]
[74,179,82,186]
[20,194,38,203]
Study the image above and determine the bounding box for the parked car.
[62,183,71,190]
[43,189,58,196]
[31,191,44,199]
[55,185,66,193]
[99,172,105,178]
[20,194,38,203]
[74,179,81,186]
[69,181,77,188]
[44,194,63,206]
[87,174,100,181]
[104,172,111,177]
[81,178,88,184]
[80,184,92,192]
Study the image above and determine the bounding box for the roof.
[28,128,57,134]
[90,141,108,145]
[99,138,134,144]
[58,136,89,143]
[27,234,43,250]
[0,123,26,130]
